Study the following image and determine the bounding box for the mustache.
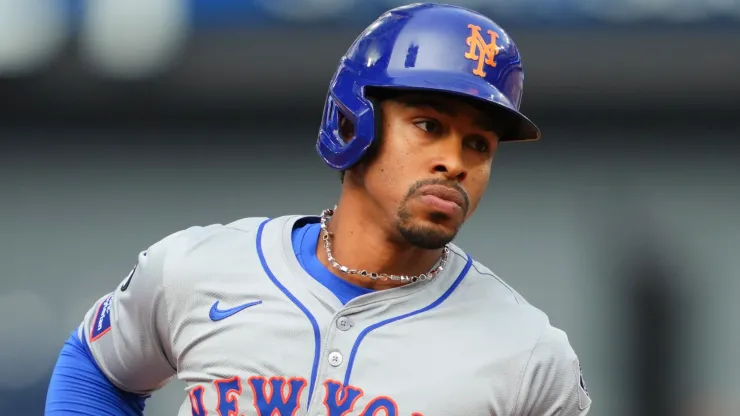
[405,178,470,212]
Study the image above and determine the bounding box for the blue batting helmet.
[316,3,541,171]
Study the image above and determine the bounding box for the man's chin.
[397,219,459,250]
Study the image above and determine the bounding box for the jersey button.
[328,351,343,367]
[337,317,353,331]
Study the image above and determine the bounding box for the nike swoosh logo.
[209,300,262,321]
[120,264,138,292]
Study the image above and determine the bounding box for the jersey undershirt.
[291,219,374,304]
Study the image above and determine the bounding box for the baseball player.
[46,3,591,415]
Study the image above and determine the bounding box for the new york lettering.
[188,376,422,416]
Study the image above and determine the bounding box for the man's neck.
[314,191,445,290]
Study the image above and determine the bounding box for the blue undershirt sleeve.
[45,330,148,416]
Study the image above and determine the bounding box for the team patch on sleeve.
[90,294,114,342]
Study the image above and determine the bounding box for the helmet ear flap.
[320,94,343,153]
[317,68,378,171]
[337,95,382,183]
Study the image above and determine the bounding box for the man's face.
[357,91,501,249]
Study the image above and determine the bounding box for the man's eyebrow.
[397,94,501,135]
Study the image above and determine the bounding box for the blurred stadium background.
[1,0,739,414]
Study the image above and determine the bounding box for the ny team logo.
[464,24,501,77]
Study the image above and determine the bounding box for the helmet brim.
[365,71,541,142]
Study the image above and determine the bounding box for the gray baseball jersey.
[79,215,592,415]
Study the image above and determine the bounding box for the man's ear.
[338,113,355,144]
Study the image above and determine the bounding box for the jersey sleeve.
[514,325,592,415]
[78,230,186,395]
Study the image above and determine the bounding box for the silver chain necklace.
[319,207,449,283]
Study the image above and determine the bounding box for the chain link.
[319,207,449,283]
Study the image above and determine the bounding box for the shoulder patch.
[573,359,591,409]
[90,294,114,342]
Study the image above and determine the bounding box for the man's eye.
[470,138,490,153]
[414,120,441,134]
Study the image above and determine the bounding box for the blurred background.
[1,0,739,415]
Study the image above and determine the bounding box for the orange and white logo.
[464,24,501,77]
